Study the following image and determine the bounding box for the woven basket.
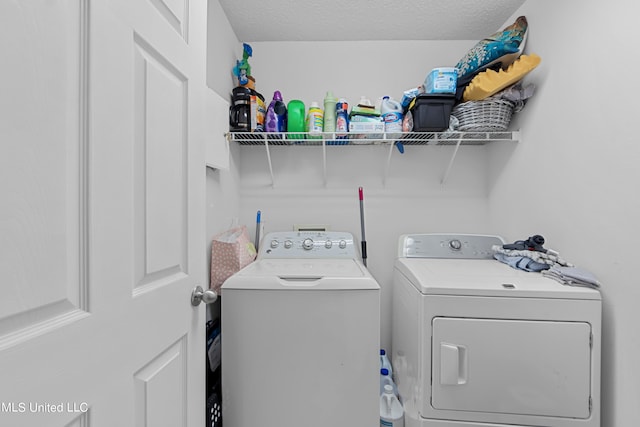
[452,99,516,132]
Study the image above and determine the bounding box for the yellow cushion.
[463,53,542,102]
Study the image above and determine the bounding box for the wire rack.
[227,131,516,146]
[226,130,519,186]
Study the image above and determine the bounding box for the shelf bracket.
[441,137,463,185]
[322,138,327,187]
[262,136,275,187]
[383,141,395,186]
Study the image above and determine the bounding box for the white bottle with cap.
[381,96,403,138]
[306,101,324,139]
[380,384,404,427]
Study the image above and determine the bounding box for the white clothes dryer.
[391,234,601,427]
[222,231,380,427]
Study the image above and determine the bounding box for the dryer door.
[431,317,592,418]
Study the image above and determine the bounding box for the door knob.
[191,285,218,306]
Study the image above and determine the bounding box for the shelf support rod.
[383,141,395,186]
[263,136,275,187]
[441,137,463,185]
[322,137,327,187]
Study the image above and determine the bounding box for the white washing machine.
[221,231,380,427]
[391,234,601,427]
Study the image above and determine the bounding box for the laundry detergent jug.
[265,90,287,132]
[381,96,403,138]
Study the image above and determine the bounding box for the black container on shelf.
[411,93,456,132]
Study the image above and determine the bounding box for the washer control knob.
[284,240,293,249]
[270,239,279,249]
[339,240,347,249]
[325,240,333,249]
[302,238,314,250]
[449,239,462,250]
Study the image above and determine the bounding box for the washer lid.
[222,259,380,290]
[395,258,601,299]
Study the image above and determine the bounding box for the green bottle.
[287,100,306,142]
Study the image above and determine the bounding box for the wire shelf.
[227,131,517,146]
[226,130,519,186]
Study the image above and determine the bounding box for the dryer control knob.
[302,238,314,250]
[449,239,462,250]
[325,240,333,249]
[284,240,293,249]
[270,239,279,249]
[339,240,347,249]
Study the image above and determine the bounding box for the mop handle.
[359,187,367,266]
[254,210,261,250]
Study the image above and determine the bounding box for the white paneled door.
[0,0,208,426]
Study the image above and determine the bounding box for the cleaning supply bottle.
[287,99,305,141]
[380,368,398,396]
[380,384,404,427]
[323,91,337,133]
[381,96,403,138]
[336,98,349,140]
[380,349,393,378]
[306,101,323,139]
[265,90,287,132]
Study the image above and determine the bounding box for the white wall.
[205,0,243,320]
[205,0,242,243]
[247,40,473,112]
[490,1,639,425]
[207,0,241,99]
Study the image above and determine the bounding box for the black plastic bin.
[411,94,456,132]
[206,319,222,427]
[207,379,222,427]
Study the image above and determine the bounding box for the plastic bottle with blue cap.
[380,348,393,377]
[380,368,398,396]
[335,98,349,142]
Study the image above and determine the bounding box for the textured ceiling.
[218,0,526,42]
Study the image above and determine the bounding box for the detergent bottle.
[380,368,398,397]
[306,101,323,139]
[287,99,306,141]
[323,91,337,133]
[380,384,404,427]
[265,90,287,132]
[336,98,349,140]
[380,349,393,378]
[381,96,403,138]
